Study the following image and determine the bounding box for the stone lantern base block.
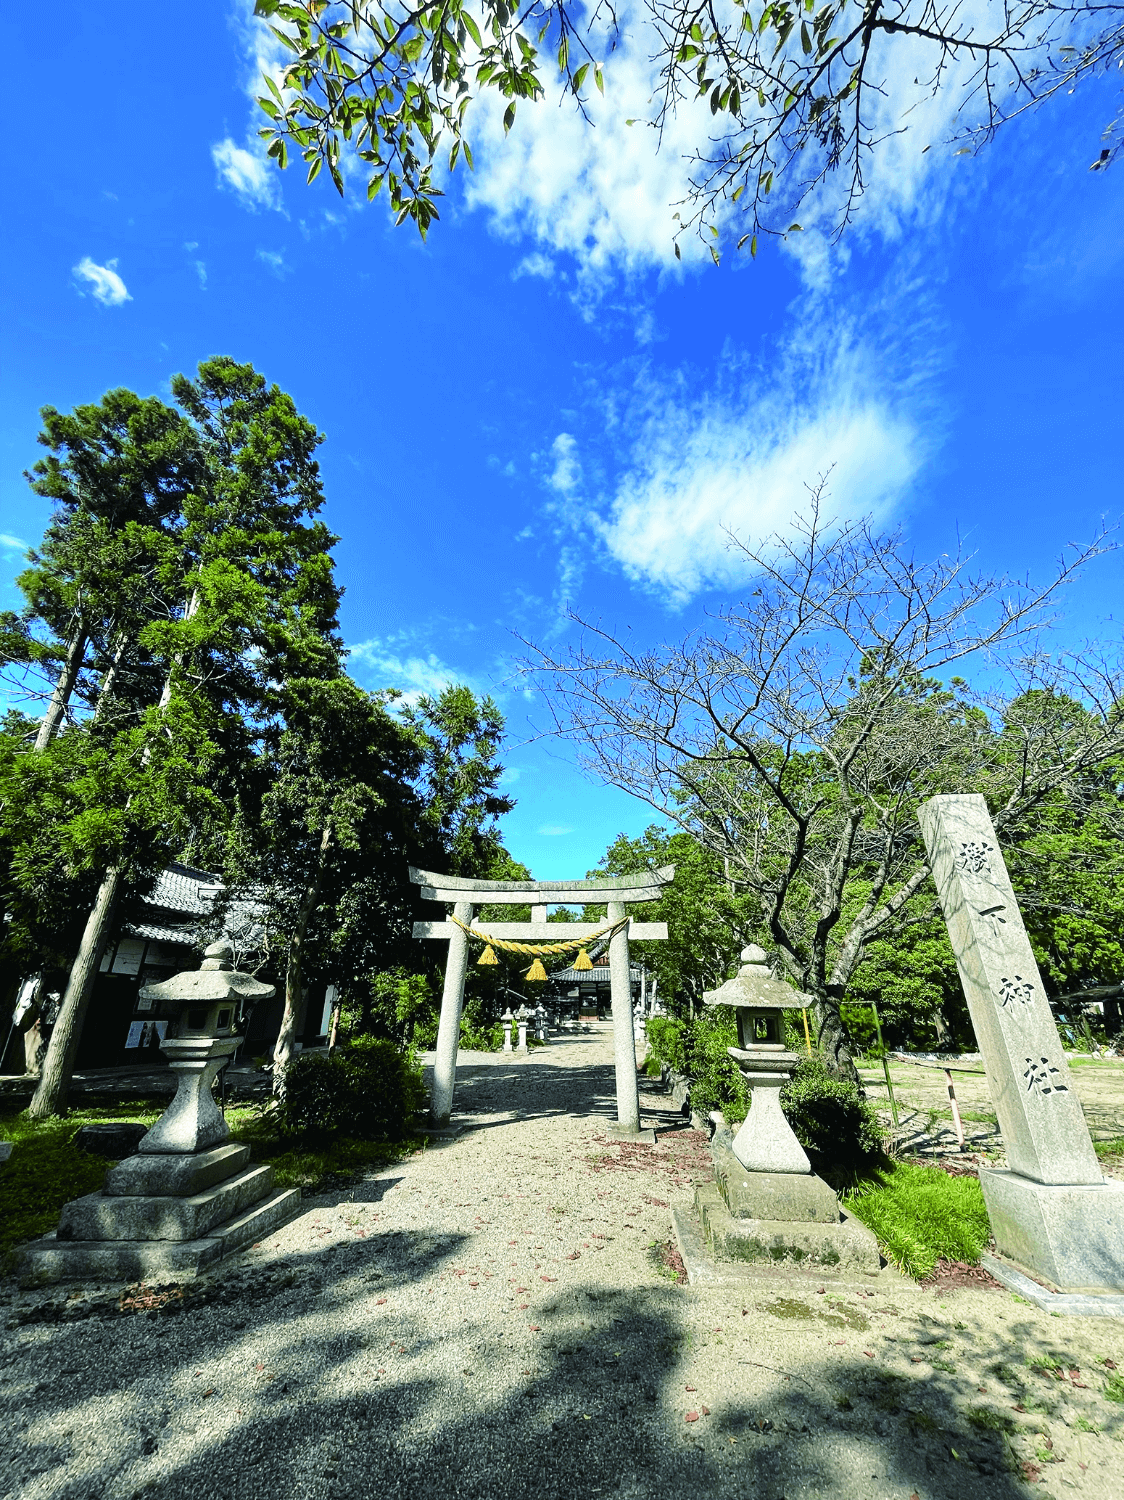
[979,1169,1124,1294]
[712,1142,839,1224]
[57,1164,277,1243]
[105,1143,252,1198]
[19,1187,300,1285]
[694,1182,880,1275]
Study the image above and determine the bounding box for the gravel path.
[3,1027,1122,1500]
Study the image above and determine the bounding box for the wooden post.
[945,1068,966,1149]
[869,1000,899,1129]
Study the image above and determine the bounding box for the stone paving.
[2,1028,1122,1500]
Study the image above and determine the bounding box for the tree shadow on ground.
[2,1263,1053,1500]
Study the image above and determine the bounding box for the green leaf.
[674,241,682,260]
[750,233,758,258]
[463,13,482,47]
[572,63,589,94]
[595,66,604,96]
[801,21,812,52]
[503,101,516,133]
[307,155,322,184]
[787,222,803,230]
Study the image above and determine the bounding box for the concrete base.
[694,1182,880,1275]
[979,1169,1124,1294]
[20,1188,300,1285]
[607,1124,657,1143]
[712,1142,839,1224]
[105,1143,251,1197]
[58,1164,277,1243]
[980,1254,1124,1318]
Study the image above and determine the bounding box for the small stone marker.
[919,794,1124,1293]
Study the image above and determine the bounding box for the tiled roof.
[549,965,641,984]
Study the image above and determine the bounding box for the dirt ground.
[3,1029,1121,1500]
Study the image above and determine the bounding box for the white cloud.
[256,248,288,276]
[212,138,281,211]
[349,637,473,704]
[548,434,582,496]
[561,287,941,605]
[0,533,28,551]
[193,260,207,289]
[72,257,131,306]
[512,252,555,281]
[537,824,574,837]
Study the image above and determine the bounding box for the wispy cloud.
[256,248,288,277]
[0,533,28,552]
[543,272,941,605]
[512,252,555,281]
[349,636,474,704]
[212,138,281,211]
[537,824,574,837]
[72,257,131,306]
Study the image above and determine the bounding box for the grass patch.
[1093,1136,1124,1162]
[1104,1371,1124,1404]
[0,1102,164,1261]
[0,1097,421,1262]
[843,1162,992,1279]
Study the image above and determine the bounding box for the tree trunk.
[272,822,333,1095]
[812,988,861,1087]
[33,624,87,751]
[27,865,121,1118]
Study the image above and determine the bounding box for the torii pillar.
[409,865,674,1131]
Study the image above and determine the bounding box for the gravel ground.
[3,1026,1122,1500]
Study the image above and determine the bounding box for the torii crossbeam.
[409,865,674,1131]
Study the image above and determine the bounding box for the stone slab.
[918,794,1101,1185]
[712,1143,839,1224]
[75,1123,148,1159]
[979,1254,1124,1318]
[19,1188,301,1285]
[672,1205,890,1289]
[978,1168,1124,1294]
[57,1164,275,1244]
[0,1142,11,1163]
[104,1142,251,1198]
[694,1182,880,1275]
[408,864,674,901]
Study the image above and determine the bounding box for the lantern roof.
[138,941,276,1006]
[703,946,809,1011]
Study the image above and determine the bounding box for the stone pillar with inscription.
[919,793,1124,1294]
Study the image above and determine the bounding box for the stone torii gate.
[409,865,674,1133]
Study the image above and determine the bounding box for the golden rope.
[449,913,629,957]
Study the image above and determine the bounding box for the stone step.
[57,1164,275,1243]
[104,1143,250,1198]
[695,1181,880,1275]
[19,1188,302,1285]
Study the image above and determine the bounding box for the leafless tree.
[524,488,1122,1079]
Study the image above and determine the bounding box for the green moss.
[843,1162,992,1279]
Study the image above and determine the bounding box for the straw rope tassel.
[524,958,548,982]
[477,945,498,966]
[573,948,593,971]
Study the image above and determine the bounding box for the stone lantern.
[20,942,301,1284]
[501,1007,514,1053]
[704,945,811,1175]
[136,941,275,1155]
[515,1005,530,1051]
[686,944,880,1277]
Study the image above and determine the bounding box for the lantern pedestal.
[19,943,300,1285]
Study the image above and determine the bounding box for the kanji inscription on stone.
[917,794,1101,1186]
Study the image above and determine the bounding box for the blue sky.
[2,3,1122,880]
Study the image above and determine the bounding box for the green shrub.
[780,1056,885,1178]
[683,1009,750,1123]
[645,1016,687,1074]
[843,1162,992,1279]
[277,1036,424,1142]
